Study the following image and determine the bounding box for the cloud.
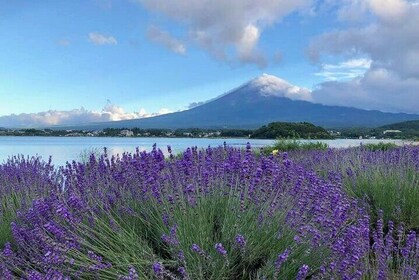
[250,73,313,102]
[0,104,172,128]
[88,32,118,45]
[135,0,311,67]
[158,108,172,115]
[335,0,409,22]
[315,58,372,81]
[308,0,419,114]
[188,101,206,109]
[312,68,419,113]
[146,26,186,54]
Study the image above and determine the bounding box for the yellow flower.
[272,149,279,156]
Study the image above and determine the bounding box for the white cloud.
[88,32,118,45]
[188,101,205,109]
[312,68,419,113]
[146,26,186,54]
[315,58,372,81]
[328,0,411,22]
[236,24,266,67]
[0,104,172,128]
[158,108,171,115]
[308,0,419,114]
[367,0,409,21]
[249,73,313,102]
[135,0,311,67]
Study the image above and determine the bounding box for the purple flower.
[2,242,14,258]
[296,264,310,280]
[235,234,246,249]
[153,262,163,276]
[119,266,139,280]
[3,144,416,279]
[191,244,201,253]
[215,243,227,256]
[275,249,290,270]
[178,266,186,277]
[177,250,185,261]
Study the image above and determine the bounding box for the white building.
[383,130,401,134]
[120,130,134,137]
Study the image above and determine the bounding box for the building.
[383,130,401,135]
[120,130,134,137]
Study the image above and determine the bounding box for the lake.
[0,137,413,166]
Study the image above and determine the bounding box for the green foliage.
[339,120,419,139]
[374,120,419,139]
[219,129,253,138]
[290,147,419,230]
[64,211,157,279]
[0,157,55,248]
[78,147,103,163]
[0,191,24,247]
[339,127,371,138]
[362,142,397,151]
[261,139,328,155]
[250,122,332,139]
[378,120,419,131]
[344,166,419,230]
[71,190,326,279]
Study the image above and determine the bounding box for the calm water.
[0,137,411,166]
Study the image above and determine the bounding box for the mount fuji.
[65,74,419,129]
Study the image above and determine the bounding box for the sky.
[1,0,418,127]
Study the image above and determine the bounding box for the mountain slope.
[62,74,419,130]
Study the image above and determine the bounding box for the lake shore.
[1,136,417,166]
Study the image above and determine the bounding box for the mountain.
[62,74,419,130]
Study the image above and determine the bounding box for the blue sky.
[1,0,418,127]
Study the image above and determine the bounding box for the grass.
[60,185,325,279]
[0,156,56,248]
[261,139,328,155]
[290,146,419,230]
[344,163,419,230]
[362,142,398,151]
[0,191,24,247]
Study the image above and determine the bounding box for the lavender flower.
[215,243,227,256]
[235,234,246,249]
[275,249,290,270]
[296,264,310,280]
[191,244,201,253]
[153,262,163,276]
[1,145,417,279]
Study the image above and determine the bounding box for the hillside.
[377,120,419,131]
[374,120,419,139]
[250,122,331,139]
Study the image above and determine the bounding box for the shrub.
[362,142,397,151]
[1,145,418,279]
[0,155,58,248]
[261,139,328,155]
[1,146,367,279]
[290,146,419,230]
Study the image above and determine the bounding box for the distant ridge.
[60,74,419,130]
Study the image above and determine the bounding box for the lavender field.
[0,144,418,279]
